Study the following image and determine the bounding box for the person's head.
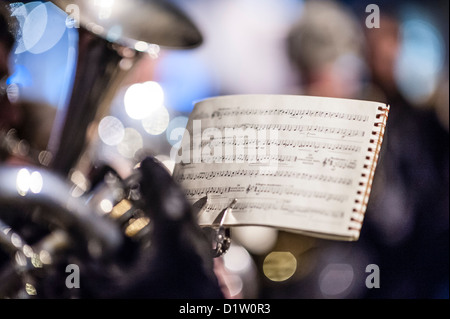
[364,13,400,95]
[287,0,366,98]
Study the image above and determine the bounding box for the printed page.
[172,94,385,240]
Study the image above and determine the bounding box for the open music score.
[172,94,389,241]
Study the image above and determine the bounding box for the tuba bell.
[48,0,203,175]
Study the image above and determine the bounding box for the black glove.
[77,157,224,298]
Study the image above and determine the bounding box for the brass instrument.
[0,0,224,298]
[48,0,203,175]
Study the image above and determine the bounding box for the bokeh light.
[99,199,114,214]
[106,24,123,43]
[263,251,297,282]
[98,115,125,146]
[318,263,354,298]
[15,168,43,196]
[231,226,278,255]
[223,244,253,273]
[16,168,31,196]
[124,81,164,120]
[141,106,170,136]
[116,127,143,159]
[134,41,149,52]
[395,17,445,104]
[8,1,78,109]
[166,116,188,147]
[29,171,43,194]
[22,2,66,54]
[6,83,20,103]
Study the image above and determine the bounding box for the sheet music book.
[172,94,389,241]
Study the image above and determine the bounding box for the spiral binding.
[349,105,390,237]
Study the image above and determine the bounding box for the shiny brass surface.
[51,0,203,49]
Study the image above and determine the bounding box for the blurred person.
[279,0,448,299]
[287,0,368,99]
[261,0,378,299]
[361,9,449,298]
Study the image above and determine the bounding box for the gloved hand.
[109,157,223,298]
[76,157,224,298]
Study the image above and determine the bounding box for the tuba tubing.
[0,165,123,257]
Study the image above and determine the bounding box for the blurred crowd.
[271,0,449,299]
[0,0,448,298]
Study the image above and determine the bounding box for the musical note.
[208,108,369,122]
[195,138,362,154]
[200,200,345,220]
[175,169,353,186]
[244,184,348,203]
[322,157,357,170]
[203,123,366,138]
